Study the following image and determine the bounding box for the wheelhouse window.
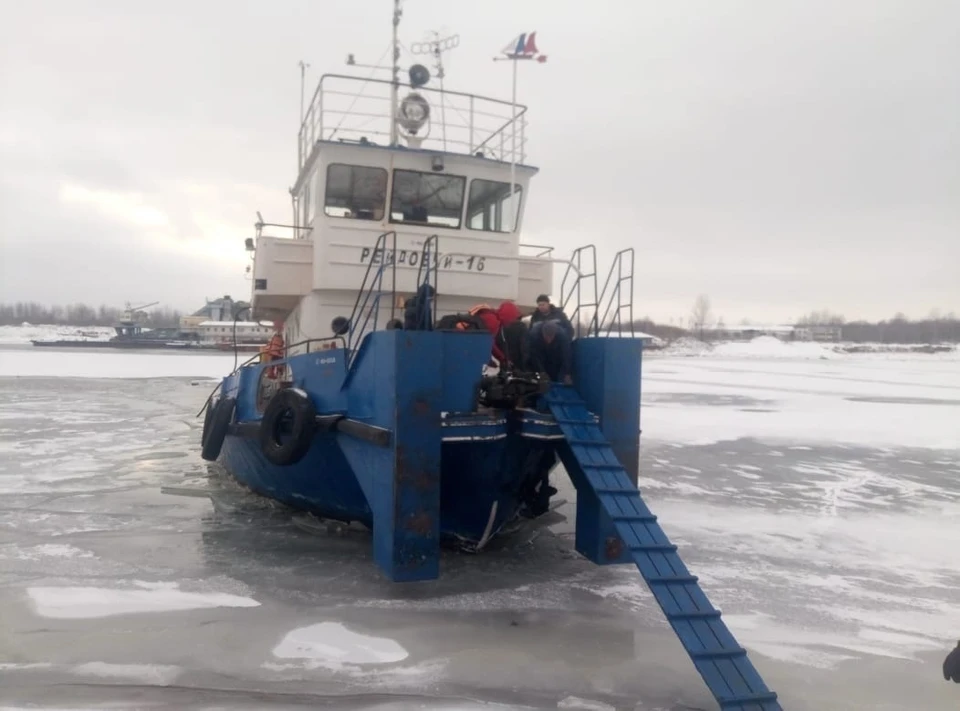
[324,164,388,220]
[390,169,466,229]
[466,179,522,233]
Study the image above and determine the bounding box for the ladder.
[544,384,782,711]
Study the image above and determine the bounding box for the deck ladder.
[544,384,782,711]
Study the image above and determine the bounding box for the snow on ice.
[27,581,260,619]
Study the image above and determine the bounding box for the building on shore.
[196,320,273,347]
[180,296,251,331]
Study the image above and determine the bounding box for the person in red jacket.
[467,301,522,367]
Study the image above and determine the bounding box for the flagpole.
[510,55,518,233]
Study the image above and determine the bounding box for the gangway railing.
[595,248,635,337]
[347,231,397,362]
[559,245,599,339]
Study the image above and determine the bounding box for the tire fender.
[201,397,235,462]
[259,388,317,466]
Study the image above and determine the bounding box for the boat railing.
[298,74,529,171]
[346,231,398,360]
[196,336,347,418]
[595,248,636,337]
[519,243,555,259]
[559,245,599,339]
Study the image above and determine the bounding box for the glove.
[944,642,960,682]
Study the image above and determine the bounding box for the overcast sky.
[1,0,957,324]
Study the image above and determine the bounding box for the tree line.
[0,302,184,329]
[675,295,960,344]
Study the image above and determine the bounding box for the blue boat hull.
[212,332,567,547]
[218,427,555,545]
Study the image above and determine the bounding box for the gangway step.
[545,385,782,711]
[719,692,781,707]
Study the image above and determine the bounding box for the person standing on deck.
[529,294,574,340]
[528,321,573,385]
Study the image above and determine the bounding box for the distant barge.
[31,322,265,352]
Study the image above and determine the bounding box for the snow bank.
[658,336,958,361]
[712,335,837,360]
[0,324,113,345]
[660,336,712,357]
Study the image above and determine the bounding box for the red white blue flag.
[502,32,547,62]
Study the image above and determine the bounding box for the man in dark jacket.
[403,283,435,331]
[528,321,573,385]
[529,294,574,340]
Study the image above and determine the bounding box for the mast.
[298,60,309,125]
[510,57,518,233]
[390,0,402,146]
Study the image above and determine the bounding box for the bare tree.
[689,294,712,340]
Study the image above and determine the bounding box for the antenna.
[298,60,310,125]
[412,32,459,150]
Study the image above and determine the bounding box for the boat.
[32,320,202,350]
[196,8,781,708]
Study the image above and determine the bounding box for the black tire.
[201,397,235,462]
[259,388,317,466]
[201,399,216,448]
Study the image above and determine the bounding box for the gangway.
[543,383,782,711]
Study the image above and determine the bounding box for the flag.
[501,32,547,62]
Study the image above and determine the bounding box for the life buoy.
[259,388,317,466]
[201,397,235,462]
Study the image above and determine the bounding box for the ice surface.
[2,347,959,710]
[0,347,235,379]
[643,354,960,448]
[69,662,181,684]
[27,583,260,618]
[271,622,409,666]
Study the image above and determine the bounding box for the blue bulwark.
[544,384,782,711]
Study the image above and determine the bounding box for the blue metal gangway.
[544,384,782,711]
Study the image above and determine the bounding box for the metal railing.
[595,248,635,337]
[346,231,398,360]
[196,336,348,418]
[298,74,529,171]
[559,245,599,339]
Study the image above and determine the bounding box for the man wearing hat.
[529,294,574,341]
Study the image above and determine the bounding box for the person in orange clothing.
[260,323,285,379]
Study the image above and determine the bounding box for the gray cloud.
[1,0,957,322]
